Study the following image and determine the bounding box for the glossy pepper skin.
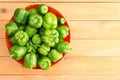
[38,44,50,56]
[14,8,28,24]
[38,56,51,70]
[24,52,37,69]
[43,12,58,29]
[14,30,29,46]
[32,34,41,45]
[28,14,43,28]
[57,25,69,39]
[57,41,72,54]
[48,49,63,62]
[10,45,27,60]
[40,29,59,47]
[5,22,18,36]
[25,25,37,38]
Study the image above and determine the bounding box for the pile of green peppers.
[5,4,72,70]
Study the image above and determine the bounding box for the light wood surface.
[1,1,120,80]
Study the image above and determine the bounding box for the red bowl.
[5,4,71,69]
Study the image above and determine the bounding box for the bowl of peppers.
[5,4,71,70]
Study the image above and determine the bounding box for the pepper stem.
[10,54,14,58]
[28,47,32,52]
[33,45,41,47]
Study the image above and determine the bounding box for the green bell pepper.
[10,45,27,60]
[5,22,18,36]
[25,25,37,38]
[32,34,41,45]
[57,25,69,39]
[43,12,58,29]
[41,29,59,47]
[38,44,50,56]
[28,14,43,28]
[14,8,28,24]
[51,29,59,43]
[38,56,51,70]
[38,4,48,15]
[28,8,38,16]
[48,49,63,62]
[14,30,29,46]
[57,41,72,54]
[24,52,37,69]
[47,41,55,47]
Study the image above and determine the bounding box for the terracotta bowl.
[5,4,70,69]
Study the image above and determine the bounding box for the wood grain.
[1,3,120,20]
[0,39,9,56]
[2,20,120,39]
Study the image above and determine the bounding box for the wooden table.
[1,0,120,80]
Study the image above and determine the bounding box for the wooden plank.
[0,75,120,80]
[71,39,120,57]
[41,0,120,2]
[2,39,120,57]
[70,21,120,39]
[0,57,120,74]
[2,20,120,39]
[1,3,120,20]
